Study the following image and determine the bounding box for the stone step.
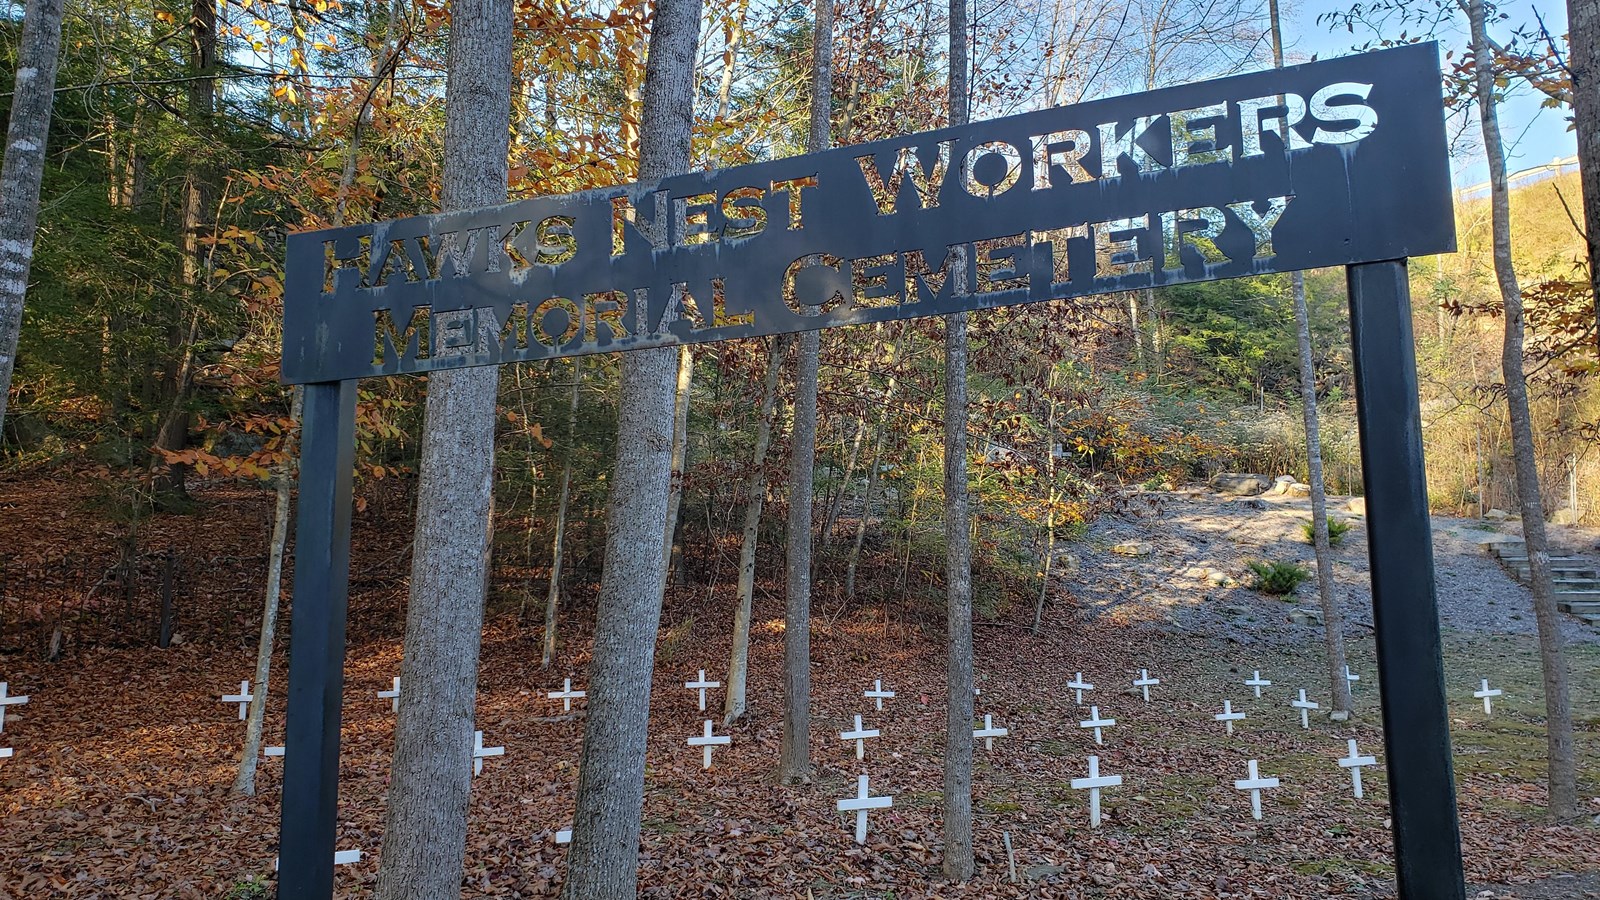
[1579,614,1600,628]
[1496,555,1581,565]
[1559,600,1600,615]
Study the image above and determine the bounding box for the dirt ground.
[0,476,1597,898]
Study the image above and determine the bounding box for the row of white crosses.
[834,678,903,844]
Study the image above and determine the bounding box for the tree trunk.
[232,388,304,796]
[544,358,582,668]
[845,326,909,598]
[661,345,694,596]
[714,0,750,121]
[724,336,787,725]
[942,0,975,881]
[779,0,832,786]
[820,413,866,547]
[372,0,512,892]
[1568,0,1600,348]
[1267,0,1351,717]
[1033,369,1060,634]
[1468,0,1578,821]
[560,0,700,892]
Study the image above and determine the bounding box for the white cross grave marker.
[1078,706,1114,745]
[220,680,253,720]
[1132,669,1159,702]
[837,773,893,844]
[839,714,880,760]
[1339,738,1378,799]
[264,746,285,758]
[687,719,731,769]
[1245,670,1272,698]
[1344,665,1361,691]
[275,850,361,870]
[1474,679,1503,715]
[973,713,1009,750]
[0,683,28,734]
[548,678,586,712]
[685,670,720,712]
[0,747,12,760]
[377,677,401,713]
[1234,759,1280,820]
[1067,672,1094,704]
[555,827,572,845]
[865,679,896,711]
[1070,755,1123,828]
[1215,699,1245,735]
[472,730,504,777]
[1291,689,1320,729]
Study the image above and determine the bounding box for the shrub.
[225,880,271,900]
[1299,516,1354,547]
[1247,560,1310,595]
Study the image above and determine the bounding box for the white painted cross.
[973,713,1009,750]
[685,670,720,712]
[1067,672,1094,704]
[1344,665,1361,691]
[1132,669,1159,702]
[220,680,253,720]
[837,773,893,844]
[264,746,285,758]
[687,719,731,769]
[377,677,401,713]
[0,683,29,734]
[1233,759,1280,820]
[1069,755,1123,828]
[1474,679,1503,715]
[839,714,880,760]
[1245,670,1272,698]
[865,679,896,711]
[1291,689,1320,729]
[1215,699,1245,736]
[472,730,504,777]
[1078,706,1114,745]
[275,850,361,870]
[1339,738,1378,799]
[549,678,586,712]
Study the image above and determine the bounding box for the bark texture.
[373,0,512,892]
[560,0,701,891]
[942,0,975,880]
[1268,0,1351,716]
[0,0,67,434]
[1468,0,1578,821]
[725,336,786,725]
[779,0,832,785]
[1569,0,1600,342]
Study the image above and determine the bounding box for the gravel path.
[1062,487,1600,647]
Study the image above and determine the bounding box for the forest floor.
[0,473,1598,898]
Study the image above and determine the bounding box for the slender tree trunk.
[661,345,694,595]
[1568,0,1600,345]
[561,0,701,892]
[779,0,832,786]
[1033,369,1059,634]
[544,358,581,668]
[820,414,867,547]
[942,0,975,880]
[1468,0,1578,821]
[232,388,304,796]
[372,0,512,892]
[845,326,909,598]
[725,336,787,725]
[1267,0,1351,716]
[714,0,750,121]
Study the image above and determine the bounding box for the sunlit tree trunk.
[1465,0,1577,820]
[942,0,975,880]
[661,345,694,594]
[0,0,64,434]
[561,0,701,891]
[1568,0,1600,341]
[725,336,787,725]
[372,0,512,891]
[544,358,581,668]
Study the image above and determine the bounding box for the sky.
[1289,0,1574,189]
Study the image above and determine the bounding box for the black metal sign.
[281,42,1452,384]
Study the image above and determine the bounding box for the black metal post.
[277,380,358,899]
[1346,260,1465,899]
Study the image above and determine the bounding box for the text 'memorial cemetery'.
[281,42,1453,385]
